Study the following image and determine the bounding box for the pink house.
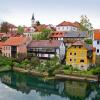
[2,36,31,58]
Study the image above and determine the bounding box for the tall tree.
[80,15,93,34]
[36,21,41,26]
[0,22,9,33]
[17,26,24,34]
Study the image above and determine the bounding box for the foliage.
[16,53,27,62]
[17,26,24,34]
[92,67,100,75]
[0,22,9,33]
[0,55,13,67]
[80,15,93,34]
[85,39,93,44]
[36,21,41,26]
[32,28,52,40]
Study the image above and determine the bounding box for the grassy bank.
[0,55,100,77]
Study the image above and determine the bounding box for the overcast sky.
[0,0,100,28]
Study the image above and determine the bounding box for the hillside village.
[0,13,100,75]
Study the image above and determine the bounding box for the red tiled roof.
[72,41,84,46]
[57,21,80,28]
[71,41,96,51]
[94,29,100,40]
[3,36,28,46]
[28,40,62,48]
[50,31,64,38]
[0,42,4,49]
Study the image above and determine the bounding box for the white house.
[27,40,65,60]
[93,29,100,55]
[56,21,80,32]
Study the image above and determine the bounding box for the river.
[0,71,100,100]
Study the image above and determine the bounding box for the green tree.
[32,28,52,40]
[80,15,93,34]
[36,21,41,26]
[0,22,9,33]
[17,26,24,34]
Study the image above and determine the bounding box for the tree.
[36,21,41,26]
[32,28,52,40]
[17,26,24,34]
[41,28,52,39]
[0,22,9,33]
[80,15,93,34]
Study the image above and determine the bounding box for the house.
[23,32,33,40]
[66,41,96,70]
[2,36,31,58]
[50,31,64,40]
[27,40,65,60]
[0,42,4,53]
[63,31,87,45]
[93,29,100,55]
[56,21,80,32]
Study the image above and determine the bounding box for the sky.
[0,0,100,28]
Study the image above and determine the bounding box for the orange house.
[2,36,31,58]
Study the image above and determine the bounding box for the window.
[97,41,100,45]
[70,53,72,55]
[97,49,99,53]
[70,59,72,61]
[74,53,76,55]
[74,59,76,62]
[74,46,76,48]
[79,46,81,48]
[80,59,84,62]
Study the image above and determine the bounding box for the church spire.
[31,13,35,20]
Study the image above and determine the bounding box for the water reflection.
[0,71,100,100]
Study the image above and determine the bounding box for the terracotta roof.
[34,25,47,32]
[0,42,4,49]
[28,40,62,48]
[3,36,28,46]
[50,31,64,38]
[94,29,100,40]
[71,41,96,51]
[57,21,80,28]
[73,22,80,28]
[72,41,84,46]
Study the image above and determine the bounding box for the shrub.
[85,39,93,44]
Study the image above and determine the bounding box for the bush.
[92,67,100,75]
[85,39,92,44]
[63,65,70,70]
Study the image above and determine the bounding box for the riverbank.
[13,67,48,77]
[0,66,11,72]
[55,74,98,82]
[12,67,99,82]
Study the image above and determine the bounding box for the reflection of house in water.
[1,74,12,85]
[64,81,90,99]
[0,71,64,96]
[0,71,97,100]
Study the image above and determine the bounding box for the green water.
[0,71,100,100]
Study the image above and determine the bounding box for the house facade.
[56,21,80,32]
[66,41,96,70]
[0,42,4,54]
[50,31,64,40]
[93,29,100,55]
[27,40,65,60]
[2,36,31,58]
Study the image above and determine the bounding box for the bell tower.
[31,13,35,27]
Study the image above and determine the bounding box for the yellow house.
[66,41,96,70]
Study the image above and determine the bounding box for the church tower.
[31,13,35,27]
